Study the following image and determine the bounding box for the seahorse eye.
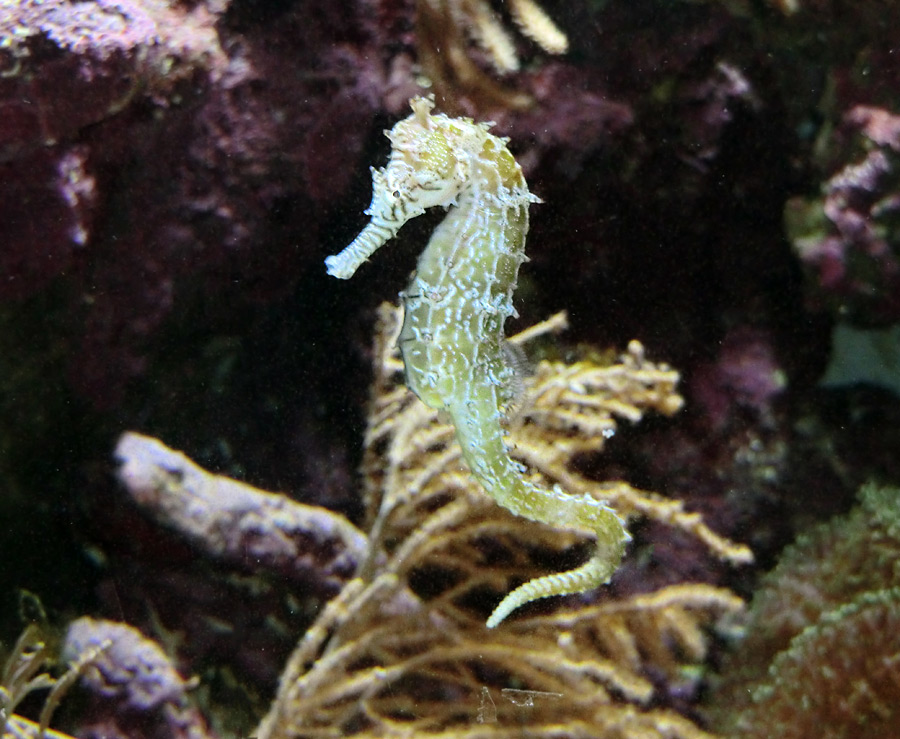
[392,190,401,199]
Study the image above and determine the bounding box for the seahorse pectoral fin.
[325,215,400,279]
[498,340,530,416]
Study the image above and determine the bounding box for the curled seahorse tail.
[325,216,400,279]
[486,542,625,628]
[484,484,629,627]
[450,392,630,627]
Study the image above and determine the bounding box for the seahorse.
[325,96,630,628]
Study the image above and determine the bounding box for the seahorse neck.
[417,188,518,277]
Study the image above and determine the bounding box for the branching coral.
[254,303,750,739]
[2,715,78,739]
[1,626,102,739]
[415,0,568,110]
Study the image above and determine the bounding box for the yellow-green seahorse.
[325,96,630,628]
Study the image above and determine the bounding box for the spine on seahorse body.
[325,96,630,627]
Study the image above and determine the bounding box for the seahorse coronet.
[326,96,630,626]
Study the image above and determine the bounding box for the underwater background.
[2,0,900,737]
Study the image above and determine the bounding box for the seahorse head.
[364,96,470,226]
[325,96,495,280]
